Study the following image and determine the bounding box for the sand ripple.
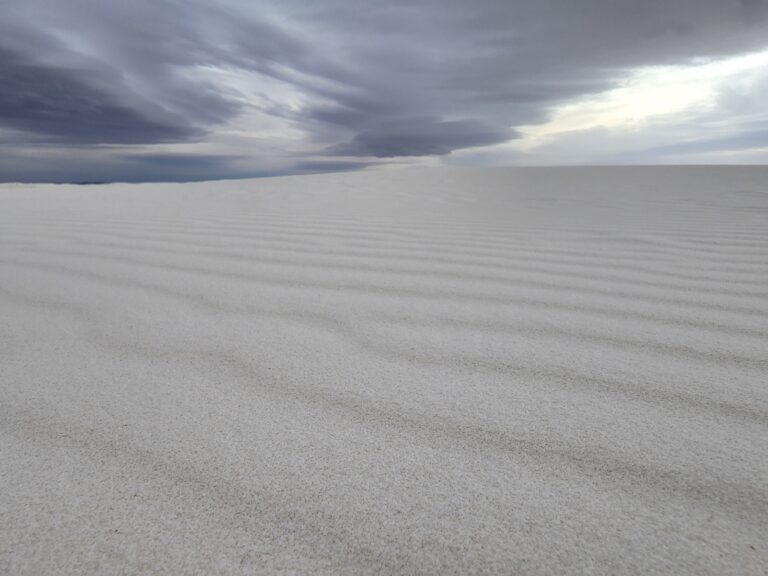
[1,167,766,575]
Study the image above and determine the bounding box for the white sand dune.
[1,166,767,575]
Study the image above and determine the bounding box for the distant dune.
[1,167,766,575]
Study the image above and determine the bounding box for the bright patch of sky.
[514,48,768,153]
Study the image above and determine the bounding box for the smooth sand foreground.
[1,167,767,575]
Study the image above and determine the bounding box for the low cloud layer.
[2,0,768,181]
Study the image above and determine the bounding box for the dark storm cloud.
[289,160,373,174]
[333,117,516,157]
[0,47,199,144]
[291,0,768,156]
[0,0,314,146]
[2,0,768,180]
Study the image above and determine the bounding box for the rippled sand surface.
[1,167,767,575]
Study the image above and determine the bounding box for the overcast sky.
[2,0,768,182]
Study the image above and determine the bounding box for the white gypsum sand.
[1,166,766,575]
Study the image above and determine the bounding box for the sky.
[2,0,768,182]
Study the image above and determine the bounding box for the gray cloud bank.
[2,0,768,181]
